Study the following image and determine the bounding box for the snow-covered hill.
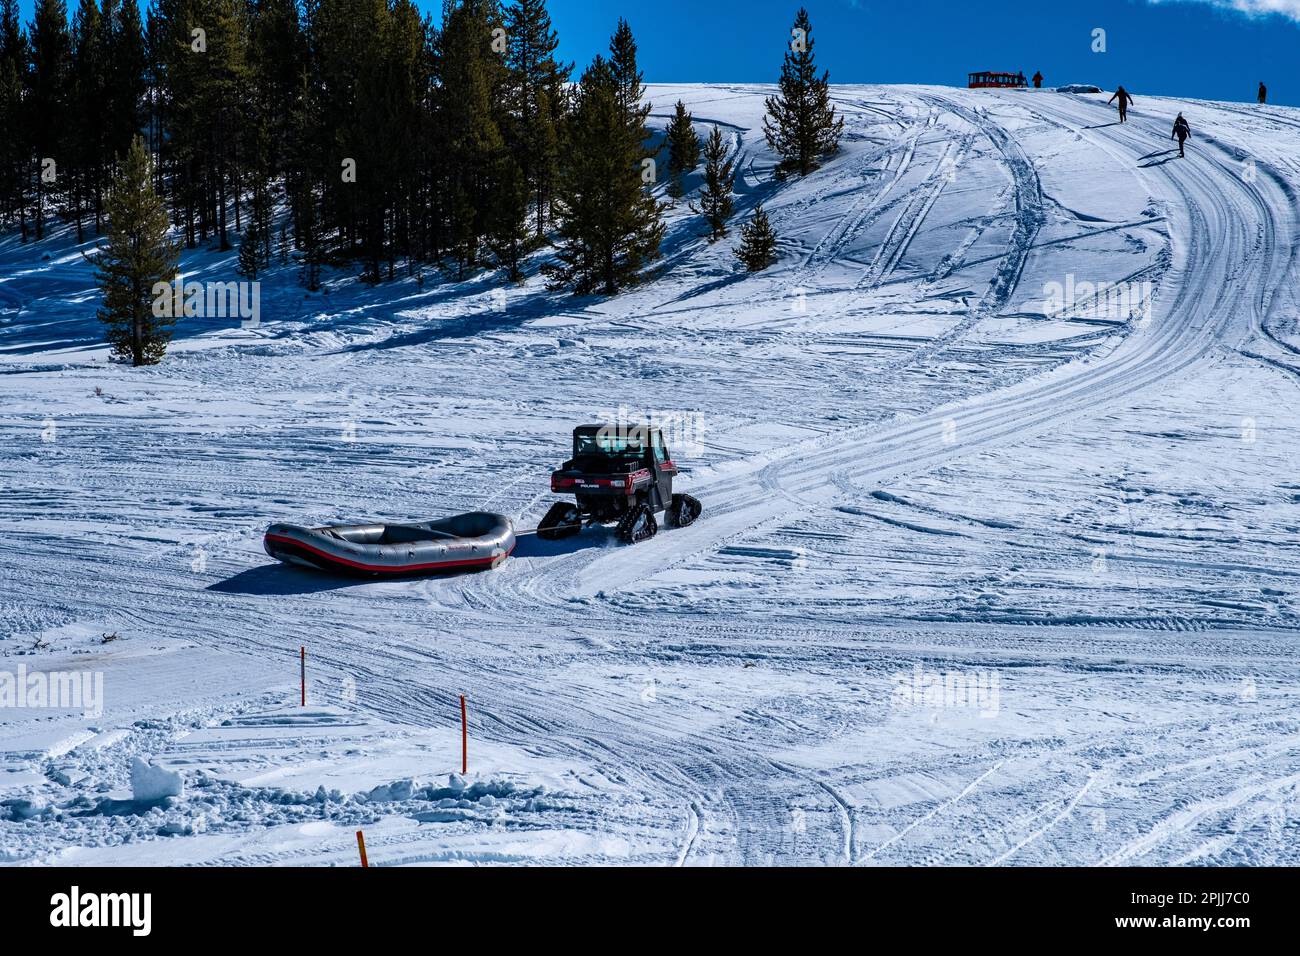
[3,85,1299,865]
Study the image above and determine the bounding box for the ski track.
[3,86,1300,865]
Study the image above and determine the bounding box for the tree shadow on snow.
[334,284,584,354]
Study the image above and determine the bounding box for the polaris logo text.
[50,886,151,936]
[151,273,260,328]
[0,665,103,718]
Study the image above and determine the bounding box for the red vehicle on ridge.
[968,71,1028,89]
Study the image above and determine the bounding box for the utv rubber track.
[667,493,703,529]
[616,503,658,544]
[537,502,582,541]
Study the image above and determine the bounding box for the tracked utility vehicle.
[537,424,702,544]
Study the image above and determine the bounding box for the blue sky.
[529,0,1300,105]
[15,0,1300,106]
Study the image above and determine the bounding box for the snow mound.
[1057,84,1102,94]
[131,757,184,802]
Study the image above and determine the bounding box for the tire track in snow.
[676,801,701,866]
[860,760,1003,862]
[987,772,1100,865]
[1099,769,1300,867]
[869,94,1047,368]
[854,134,973,292]
[13,87,1300,866]
[463,85,1287,623]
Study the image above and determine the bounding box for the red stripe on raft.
[264,533,513,573]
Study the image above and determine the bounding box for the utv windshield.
[574,430,648,458]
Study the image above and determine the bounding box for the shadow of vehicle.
[210,558,503,594]
[510,525,617,559]
[208,564,368,595]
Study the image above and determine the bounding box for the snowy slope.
[2,85,1300,865]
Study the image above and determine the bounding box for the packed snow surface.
[2,85,1300,865]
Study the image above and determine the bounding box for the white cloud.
[1151,0,1300,21]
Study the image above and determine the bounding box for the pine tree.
[694,125,735,241]
[94,136,180,366]
[27,0,73,240]
[489,155,530,283]
[763,7,843,177]
[608,18,644,128]
[143,1,163,187]
[104,0,147,175]
[298,193,323,292]
[735,203,778,271]
[665,99,699,199]
[203,0,250,251]
[242,2,281,273]
[0,0,28,235]
[69,0,104,243]
[438,0,507,278]
[156,0,251,250]
[247,0,302,183]
[237,221,260,279]
[545,51,663,295]
[3,0,593,288]
[503,0,569,239]
[607,16,658,188]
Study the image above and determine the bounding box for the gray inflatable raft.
[264,511,515,576]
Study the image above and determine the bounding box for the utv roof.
[573,423,661,435]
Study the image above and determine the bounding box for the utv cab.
[537,424,702,544]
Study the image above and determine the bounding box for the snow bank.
[131,757,184,802]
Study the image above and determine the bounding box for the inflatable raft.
[263,512,515,576]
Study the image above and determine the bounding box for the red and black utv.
[537,424,703,544]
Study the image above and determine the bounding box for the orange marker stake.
[460,694,468,775]
[356,830,369,867]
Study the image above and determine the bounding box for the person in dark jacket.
[1032,70,1043,89]
[1258,81,1268,105]
[1172,113,1190,158]
[1109,85,1135,122]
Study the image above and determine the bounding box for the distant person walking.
[1258,81,1267,104]
[1109,85,1135,123]
[1032,70,1043,89]
[1017,71,1027,88]
[1172,113,1191,158]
